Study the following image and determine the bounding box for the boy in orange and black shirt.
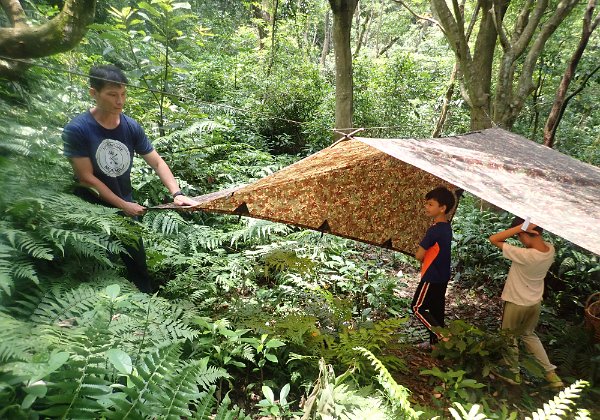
[412,187,456,349]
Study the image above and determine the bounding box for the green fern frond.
[229,219,293,246]
[0,246,39,294]
[148,316,200,343]
[0,136,30,156]
[30,284,101,325]
[183,225,227,251]
[11,255,40,284]
[212,392,252,420]
[258,246,316,277]
[525,380,590,420]
[40,331,114,418]
[240,344,256,362]
[0,226,53,260]
[354,346,418,419]
[144,210,186,235]
[194,359,230,390]
[106,343,183,419]
[15,236,54,261]
[157,357,228,419]
[322,318,406,371]
[106,295,200,356]
[192,387,217,420]
[46,227,124,258]
[154,120,226,150]
[40,193,136,238]
[0,313,35,362]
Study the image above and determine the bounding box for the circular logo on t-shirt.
[96,139,130,177]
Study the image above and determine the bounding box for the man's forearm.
[78,174,128,209]
[154,161,180,195]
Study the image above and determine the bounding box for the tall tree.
[543,0,600,148]
[328,0,359,137]
[250,0,272,50]
[427,0,579,130]
[0,0,96,77]
[320,9,331,67]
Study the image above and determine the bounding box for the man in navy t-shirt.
[412,186,456,349]
[63,64,197,292]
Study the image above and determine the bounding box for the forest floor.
[383,267,598,417]
[388,271,505,412]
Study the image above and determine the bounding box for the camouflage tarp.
[358,128,600,255]
[157,127,600,256]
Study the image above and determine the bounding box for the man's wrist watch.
[172,191,184,199]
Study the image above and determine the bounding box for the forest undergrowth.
[2,2,600,415]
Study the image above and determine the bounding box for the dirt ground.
[390,273,504,406]
[382,271,600,418]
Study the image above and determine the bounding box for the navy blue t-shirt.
[419,221,452,284]
[63,111,154,202]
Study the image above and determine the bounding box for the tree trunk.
[329,0,358,138]
[267,0,279,75]
[543,0,600,148]
[320,10,331,67]
[354,10,371,57]
[0,0,27,28]
[251,2,271,50]
[0,0,96,76]
[493,0,579,129]
[430,0,579,131]
[432,62,458,137]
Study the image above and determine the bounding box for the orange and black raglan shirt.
[419,221,452,284]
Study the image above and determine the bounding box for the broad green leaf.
[280,383,290,405]
[25,381,47,397]
[21,394,37,409]
[173,2,192,10]
[105,284,120,299]
[262,385,275,404]
[46,352,70,373]
[265,339,285,348]
[106,348,133,375]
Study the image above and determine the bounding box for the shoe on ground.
[491,366,522,385]
[416,340,432,351]
[545,371,564,389]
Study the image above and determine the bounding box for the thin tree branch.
[377,36,399,57]
[491,0,511,51]
[392,0,446,34]
[551,64,600,144]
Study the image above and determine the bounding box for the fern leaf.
[525,380,590,420]
[31,284,100,325]
[0,313,35,362]
[145,210,186,235]
[40,331,114,419]
[212,392,252,420]
[354,346,418,419]
[106,343,183,419]
[229,219,292,246]
[158,357,229,419]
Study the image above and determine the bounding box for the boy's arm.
[415,246,426,262]
[488,222,539,249]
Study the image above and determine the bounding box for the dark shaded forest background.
[0,1,599,418]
